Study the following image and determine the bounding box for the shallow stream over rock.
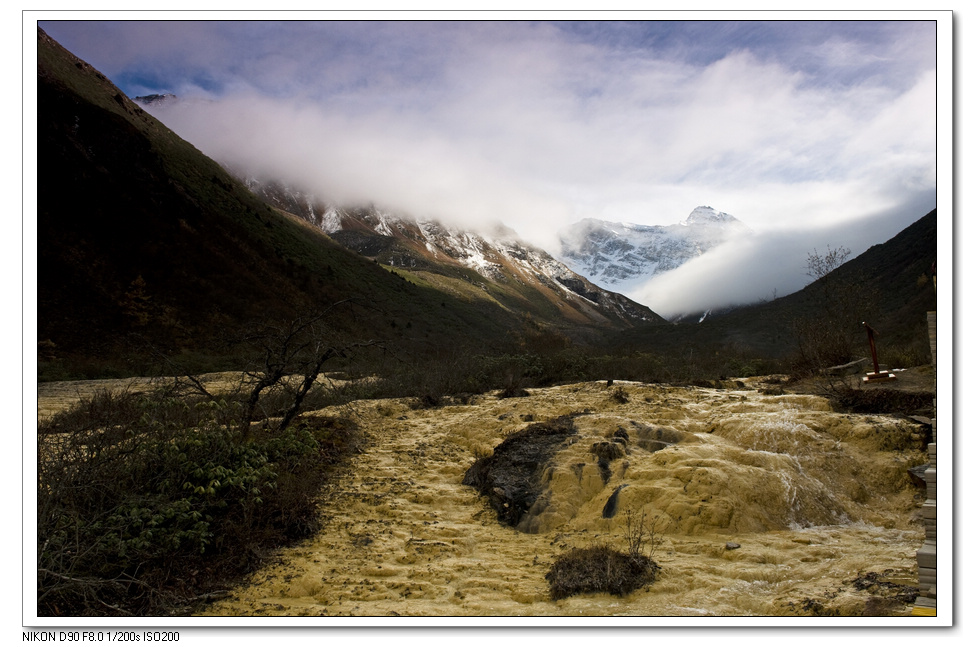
[183,380,927,617]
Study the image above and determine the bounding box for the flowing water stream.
[181,379,927,618]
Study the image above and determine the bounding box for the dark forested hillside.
[35,28,654,378]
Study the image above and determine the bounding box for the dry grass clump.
[546,508,662,600]
[609,386,629,404]
[545,544,660,600]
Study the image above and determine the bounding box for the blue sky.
[37,16,943,315]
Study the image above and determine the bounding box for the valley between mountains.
[34,25,940,620]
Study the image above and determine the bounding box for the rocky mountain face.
[132,93,178,106]
[558,206,751,293]
[235,177,664,330]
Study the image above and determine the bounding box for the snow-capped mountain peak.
[558,206,751,294]
[681,205,745,229]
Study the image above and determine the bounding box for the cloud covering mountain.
[558,206,751,293]
[40,18,939,316]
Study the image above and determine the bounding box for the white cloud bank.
[53,19,937,316]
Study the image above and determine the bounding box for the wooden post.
[864,322,881,373]
[862,322,895,382]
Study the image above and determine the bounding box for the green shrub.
[37,392,355,616]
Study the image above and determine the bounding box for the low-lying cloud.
[53,19,937,316]
[629,192,936,318]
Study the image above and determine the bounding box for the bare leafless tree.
[805,244,851,287]
[233,302,383,440]
[791,244,877,374]
[623,508,662,561]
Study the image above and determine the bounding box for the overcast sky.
[39,17,941,316]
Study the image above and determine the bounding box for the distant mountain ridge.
[234,176,663,329]
[131,91,741,322]
[558,206,751,293]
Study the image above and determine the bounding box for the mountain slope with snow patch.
[237,178,665,331]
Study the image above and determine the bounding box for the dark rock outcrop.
[462,416,577,528]
[591,440,626,483]
[601,484,629,519]
[591,440,626,462]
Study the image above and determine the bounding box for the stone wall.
[913,311,937,614]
